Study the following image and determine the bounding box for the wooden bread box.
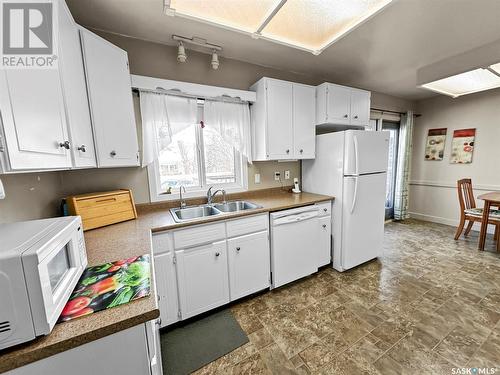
[67,189,137,231]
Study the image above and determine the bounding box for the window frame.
[147,103,248,203]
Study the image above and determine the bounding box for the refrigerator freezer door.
[337,173,386,271]
[344,131,390,175]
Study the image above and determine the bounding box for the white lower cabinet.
[7,324,157,375]
[153,213,270,325]
[176,240,230,319]
[227,231,270,300]
[318,216,332,266]
[154,252,180,327]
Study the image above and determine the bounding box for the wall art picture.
[424,128,447,161]
[450,128,476,164]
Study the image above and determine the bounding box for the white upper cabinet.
[80,28,139,168]
[0,69,72,171]
[293,84,316,159]
[250,77,315,161]
[316,83,371,127]
[350,89,371,126]
[266,80,294,159]
[58,2,96,168]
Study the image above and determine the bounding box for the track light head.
[211,50,219,70]
[177,42,187,63]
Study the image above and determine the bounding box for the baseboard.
[409,211,496,234]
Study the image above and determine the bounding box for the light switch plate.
[254,173,261,184]
[0,178,5,199]
[284,170,290,180]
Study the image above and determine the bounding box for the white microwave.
[0,216,87,350]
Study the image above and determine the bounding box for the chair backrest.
[457,178,476,211]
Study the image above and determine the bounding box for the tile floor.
[194,220,500,374]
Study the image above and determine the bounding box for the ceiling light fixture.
[165,0,394,55]
[211,50,219,70]
[172,35,222,69]
[177,41,187,63]
[420,66,500,98]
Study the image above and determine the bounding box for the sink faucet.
[179,185,187,208]
[207,186,226,205]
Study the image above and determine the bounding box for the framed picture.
[450,128,476,164]
[424,128,447,161]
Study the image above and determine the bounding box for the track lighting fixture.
[177,42,187,63]
[211,50,219,70]
[172,35,222,69]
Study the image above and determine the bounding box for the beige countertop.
[0,189,333,373]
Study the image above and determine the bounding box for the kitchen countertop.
[0,189,333,373]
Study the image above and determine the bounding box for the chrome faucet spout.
[179,185,187,208]
[206,187,226,205]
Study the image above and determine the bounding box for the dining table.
[478,191,500,251]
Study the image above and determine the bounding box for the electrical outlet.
[284,170,290,180]
[254,173,261,184]
[274,171,281,181]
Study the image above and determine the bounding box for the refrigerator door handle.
[353,135,360,176]
[350,176,359,214]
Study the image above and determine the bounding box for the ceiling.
[66,0,500,100]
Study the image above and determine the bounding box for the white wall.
[410,88,500,231]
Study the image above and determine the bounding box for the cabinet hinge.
[172,255,177,264]
[177,310,182,319]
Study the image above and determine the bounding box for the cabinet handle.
[236,247,241,252]
[322,224,327,228]
[215,252,220,257]
[59,140,70,149]
[343,114,348,118]
[77,144,86,152]
[286,149,290,154]
[300,149,303,153]
[354,115,359,119]
[110,150,117,157]
[323,208,328,212]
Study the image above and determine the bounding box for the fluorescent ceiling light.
[167,0,393,54]
[421,68,500,98]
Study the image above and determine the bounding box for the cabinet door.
[0,69,72,170]
[326,84,351,125]
[80,28,139,167]
[318,216,332,267]
[176,240,229,319]
[350,90,370,126]
[58,4,96,168]
[227,231,270,301]
[293,84,315,159]
[266,80,293,159]
[154,252,179,327]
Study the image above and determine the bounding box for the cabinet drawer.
[316,201,332,217]
[173,222,226,249]
[152,232,174,255]
[226,214,269,238]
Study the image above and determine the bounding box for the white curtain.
[139,91,197,167]
[394,110,414,221]
[203,100,252,163]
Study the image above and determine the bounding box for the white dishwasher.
[270,205,320,288]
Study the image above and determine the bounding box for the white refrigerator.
[302,130,389,272]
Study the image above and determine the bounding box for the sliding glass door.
[382,121,400,220]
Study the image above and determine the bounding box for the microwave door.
[23,228,85,334]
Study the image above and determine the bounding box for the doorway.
[381,121,400,220]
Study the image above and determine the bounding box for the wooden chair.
[455,179,500,250]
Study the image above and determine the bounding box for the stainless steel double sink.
[170,201,262,223]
